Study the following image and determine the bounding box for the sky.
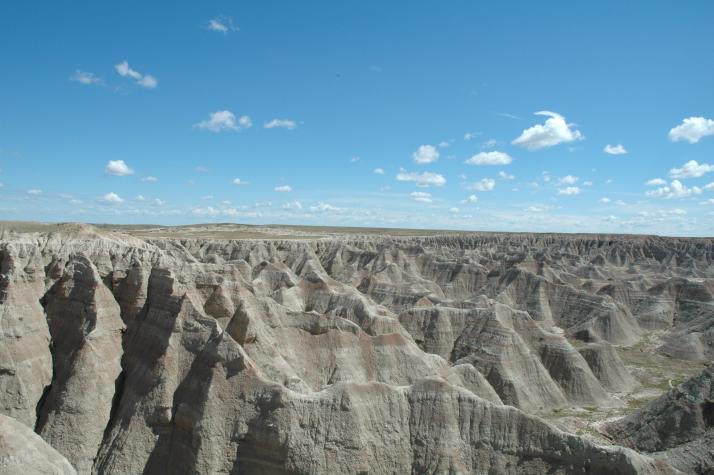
[1,1,714,236]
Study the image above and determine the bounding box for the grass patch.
[627,397,654,410]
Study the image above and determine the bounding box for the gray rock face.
[1,226,711,474]
[0,413,76,474]
[605,366,714,474]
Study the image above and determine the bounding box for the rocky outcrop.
[605,366,714,474]
[0,413,76,474]
[579,341,639,393]
[1,226,711,474]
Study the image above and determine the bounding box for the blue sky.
[1,1,714,235]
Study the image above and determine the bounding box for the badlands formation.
[0,222,712,474]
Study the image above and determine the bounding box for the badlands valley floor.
[0,222,712,474]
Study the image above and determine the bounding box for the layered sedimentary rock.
[605,366,714,474]
[0,225,711,473]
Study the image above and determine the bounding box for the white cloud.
[465,151,512,166]
[410,191,432,203]
[583,180,593,186]
[498,171,515,180]
[669,160,714,179]
[142,176,158,183]
[438,141,451,148]
[646,178,666,186]
[105,160,134,176]
[669,117,714,143]
[526,206,550,212]
[349,156,360,163]
[614,200,626,206]
[704,182,714,190]
[449,207,459,213]
[274,185,292,192]
[557,186,581,196]
[396,169,446,187]
[512,111,583,150]
[604,144,627,155]
[464,194,478,203]
[558,175,578,185]
[238,115,252,128]
[153,198,165,206]
[71,70,101,85]
[310,202,340,212]
[646,179,702,198]
[412,145,439,164]
[701,199,714,205]
[282,200,302,210]
[135,195,146,201]
[138,75,157,88]
[27,189,42,195]
[264,119,297,129]
[467,178,495,192]
[195,166,209,173]
[208,16,238,33]
[102,192,123,204]
[373,167,385,175]
[114,60,157,89]
[232,178,248,185]
[464,132,479,141]
[195,110,248,132]
[599,197,611,203]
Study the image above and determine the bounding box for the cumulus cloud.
[195,110,251,132]
[669,117,714,143]
[274,185,292,192]
[704,182,714,190]
[464,194,478,203]
[410,191,432,203]
[232,178,248,185]
[373,168,385,175]
[464,132,479,141]
[105,160,134,176]
[557,186,581,196]
[599,197,611,203]
[646,179,702,198]
[558,175,578,185]
[396,169,446,187]
[142,176,158,182]
[604,144,627,155]
[208,16,238,33]
[498,171,515,180]
[465,151,512,166]
[449,207,459,213]
[512,111,583,150]
[264,119,297,129]
[102,192,123,204]
[238,115,252,128]
[114,60,157,89]
[646,178,666,186]
[412,145,439,164]
[669,160,714,179]
[71,70,101,85]
[467,178,495,192]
